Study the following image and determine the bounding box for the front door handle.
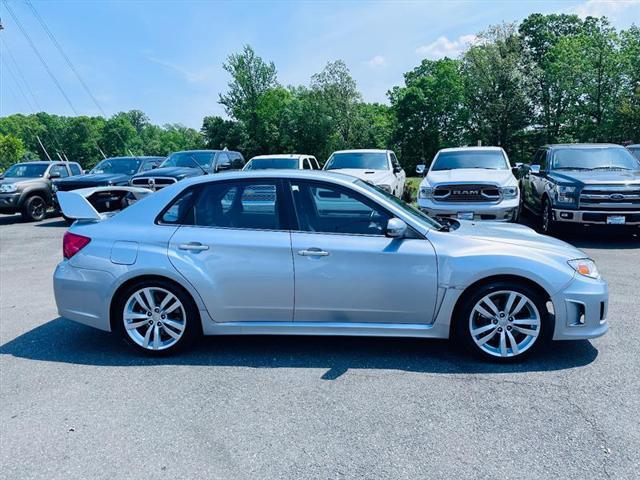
[298,248,329,257]
[178,242,209,252]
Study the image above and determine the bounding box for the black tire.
[541,197,556,235]
[112,278,201,355]
[21,194,47,222]
[454,281,552,363]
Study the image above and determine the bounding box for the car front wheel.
[113,280,200,355]
[456,282,551,362]
[21,194,47,222]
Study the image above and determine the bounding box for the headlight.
[378,184,391,192]
[500,186,518,198]
[555,185,577,203]
[418,186,433,199]
[568,258,600,279]
[0,184,17,193]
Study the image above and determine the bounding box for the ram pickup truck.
[130,150,245,190]
[416,147,520,222]
[521,143,640,234]
[0,161,82,221]
[323,149,406,197]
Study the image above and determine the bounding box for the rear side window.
[163,180,283,230]
[69,164,82,175]
[303,158,312,170]
[215,153,232,172]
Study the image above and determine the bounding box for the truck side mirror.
[530,164,541,174]
[415,164,426,176]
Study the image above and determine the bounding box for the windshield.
[90,158,141,175]
[431,150,508,171]
[245,158,299,170]
[162,151,214,169]
[552,147,640,170]
[325,152,389,170]
[355,179,443,230]
[2,163,48,178]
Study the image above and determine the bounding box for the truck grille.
[579,184,640,211]
[432,184,501,203]
[130,177,177,190]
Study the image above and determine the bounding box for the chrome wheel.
[123,287,186,351]
[469,290,541,358]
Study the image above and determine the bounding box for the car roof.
[545,143,624,149]
[250,154,308,160]
[170,149,228,154]
[103,156,164,160]
[14,161,63,165]
[437,146,504,153]
[174,169,358,188]
[330,149,390,154]
[626,144,640,149]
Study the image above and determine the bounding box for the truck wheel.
[21,195,47,222]
[541,198,556,235]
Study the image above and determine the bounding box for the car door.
[288,179,438,324]
[166,178,294,323]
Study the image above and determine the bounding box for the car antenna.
[188,154,209,175]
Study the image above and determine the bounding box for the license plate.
[607,215,626,225]
[457,212,474,220]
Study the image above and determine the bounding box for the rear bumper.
[551,274,609,341]
[54,262,114,331]
[418,197,520,222]
[553,208,640,225]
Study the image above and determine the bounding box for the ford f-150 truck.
[520,143,640,234]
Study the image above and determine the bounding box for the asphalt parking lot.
[1,213,639,480]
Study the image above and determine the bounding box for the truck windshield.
[245,158,299,170]
[325,152,389,170]
[162,151,215,169]
[431,151,508,171]
[2,163,48,178]
[90,158,142,175]
[552,147,640,170]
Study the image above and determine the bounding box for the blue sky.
[1,0,639,128]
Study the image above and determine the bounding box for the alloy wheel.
[30,197,45,220]
[123,287,186,351]
[468,290,541,358]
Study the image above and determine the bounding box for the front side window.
[324,152,389,171]
[431,150,508,171]
[69,164,82,175]
[390,153,401,170]
[141,159,160,172]
[163,180,282,230]
[90,158,142,175]
[49,164,69,178]
[303,159,312,170]
[215,153,232,172]
[291,180,390,235]
[161,151,215,170]
[552,147,640,170]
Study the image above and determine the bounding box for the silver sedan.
[54,171,609,361]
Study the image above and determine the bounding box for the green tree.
[617,25,640,142]
[201,116,247,151]
[0,134,27,171]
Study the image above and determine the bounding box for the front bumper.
[418,197,520,222]
[551,274,609,341]
[553,207,640,225]
[54,262,114,331]
[0,193,21,213]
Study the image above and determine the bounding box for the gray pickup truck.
[0,161,82,221]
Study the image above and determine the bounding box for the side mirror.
[415,164,426,176]
[515,162,523,168]
[386,217,407,238]
[152,164,159,169]
[530,164,541,174]
[48,172,61,179]
[393,165,402,174]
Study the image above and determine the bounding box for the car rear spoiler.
[57,191,103,220]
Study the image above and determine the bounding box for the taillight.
[63,232,91,259]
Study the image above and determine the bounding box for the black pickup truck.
[129,150,245,190]
[520,144,640,234]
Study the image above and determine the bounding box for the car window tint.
[216,152,232,171]
[160,189,196,224]
[50,164,69,178]
[311,157,320,169]
[69,163,82,175]
[303,158,312,170]
[291,180,390,235]
[192,181,281,230]
[141,160,158,172]
[390,153,400,170]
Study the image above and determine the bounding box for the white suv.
[417,147,520,222]
[323,149,406,197]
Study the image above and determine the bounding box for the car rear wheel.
[455,282,551,362]
[114,280,200,355]
[21,194,47,222]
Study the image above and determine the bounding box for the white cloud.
[567,0,640,27]
[146,56,215,84]
[415,34,477,59]
[366,55,387,67]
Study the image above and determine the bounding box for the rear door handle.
[178,242,209,252]
[298,248,329,257]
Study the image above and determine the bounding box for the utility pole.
[36,135,52,161]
